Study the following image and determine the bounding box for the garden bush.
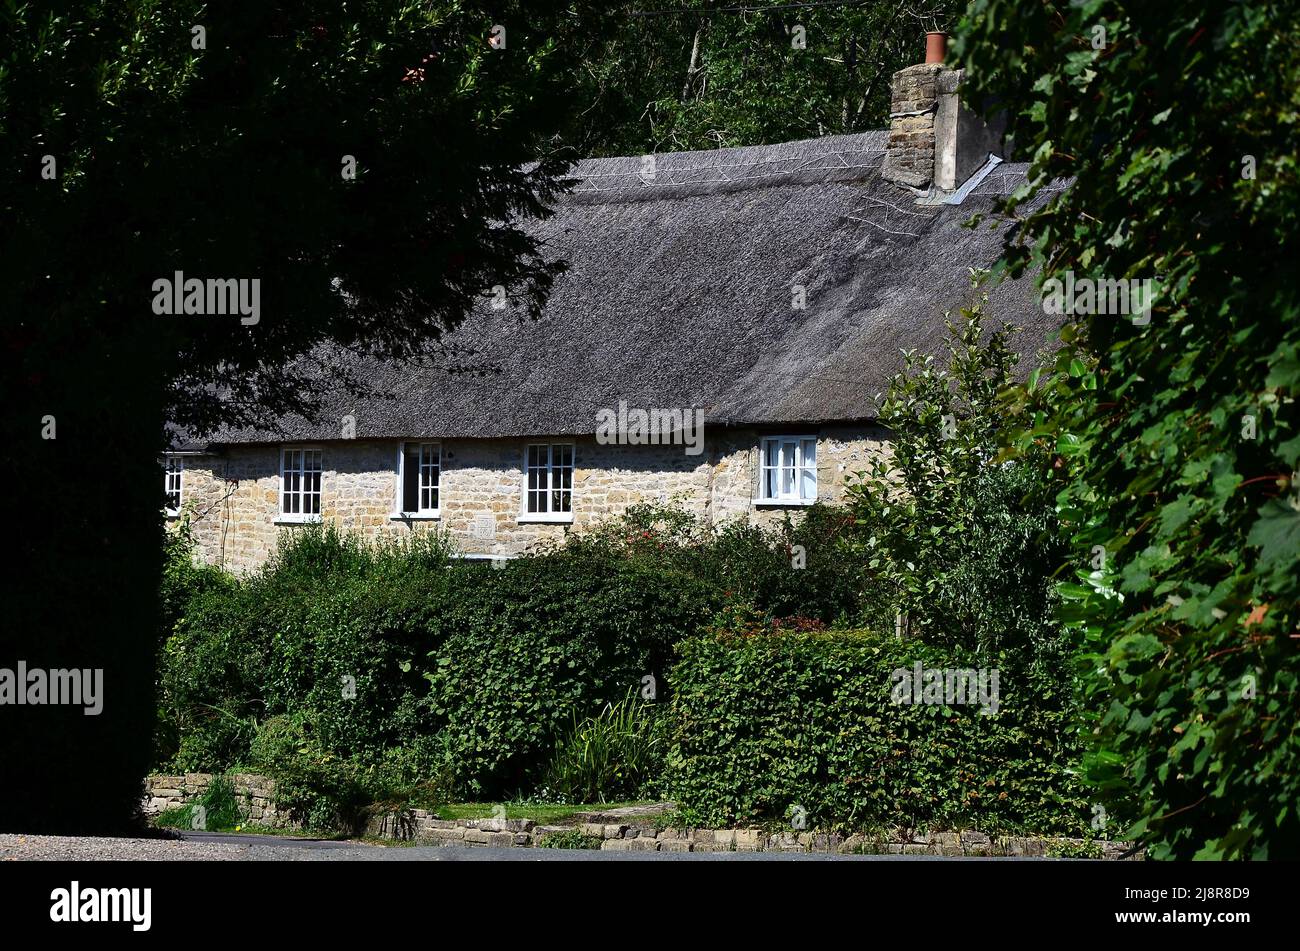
[561,500,874,629]
[846,306,1069,675]
[246,713,374,833]
[157,504,869,815]
[663,626,1089,836]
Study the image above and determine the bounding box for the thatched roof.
[206,132,1057,445]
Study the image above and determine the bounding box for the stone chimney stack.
[882,34,1005,197]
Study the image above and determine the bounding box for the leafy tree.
[566,0,960,155]
[957,1,1300,858]
[846,304,1069,673]
[0,0,605,832]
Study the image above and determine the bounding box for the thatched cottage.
[166,55,1056,572]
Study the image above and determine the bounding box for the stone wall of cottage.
[172,425,888,572]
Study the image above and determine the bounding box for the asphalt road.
[0,831,956,861]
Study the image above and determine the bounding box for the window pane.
[281,453,290,513]
[164,458,182,511]
[781,440,796,498]
[800,465,817,500]
[403,445,420,511]
[308,454,321,513]
[555,445,573,511]
[422,444,439,511]
[800,438,817,500]
[761,441,776,499]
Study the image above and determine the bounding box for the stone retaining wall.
[143,774,1141,858]
[366,809,1141,859]
[143,773,292,828]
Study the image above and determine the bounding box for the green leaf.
[1246,498,1300,581]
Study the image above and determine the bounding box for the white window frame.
[163,455,184,517]
[756,435,818,505]
[393,441,441,519]
[277,446,323,523]
[520,442,575,522]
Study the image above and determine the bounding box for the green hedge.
[163,541,695,799]
[663,628,1090,835]
[158,505,870,803]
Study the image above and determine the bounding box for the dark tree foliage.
[565,0,960,156]
[0,0,606,832]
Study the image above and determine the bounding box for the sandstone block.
[734,829,764,851]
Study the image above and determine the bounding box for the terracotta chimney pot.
[925,31,947,64]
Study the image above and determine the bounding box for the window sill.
[754,497,818,508]
[517,513,575,524]
[274,515,323,525]
[163,510,181,520]
[391,512,441,521]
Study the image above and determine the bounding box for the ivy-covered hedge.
[663,628,1090,836]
